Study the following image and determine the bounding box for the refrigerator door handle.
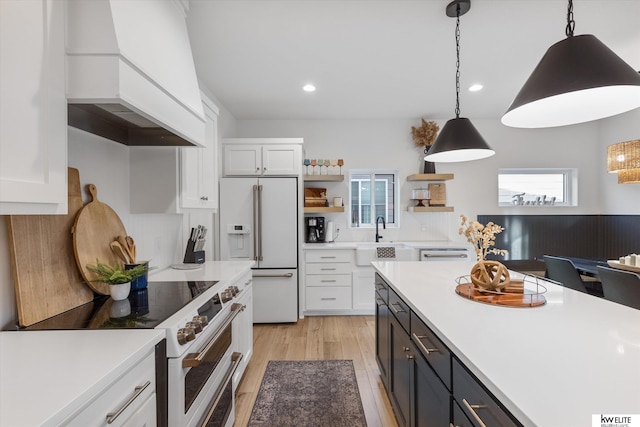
[252,185,259,262]
[257,184,264,261]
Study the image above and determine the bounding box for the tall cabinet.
[0,0,67,214]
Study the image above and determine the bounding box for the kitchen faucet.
[375,215,386,242]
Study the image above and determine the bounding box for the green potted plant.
[86,260,152,300]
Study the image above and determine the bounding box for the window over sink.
[349,170,399,227]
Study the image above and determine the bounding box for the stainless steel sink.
[355,243,416,266]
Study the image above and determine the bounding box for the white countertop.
[373,261,640,427]
[0,329,164,427]
[149,260,255,282]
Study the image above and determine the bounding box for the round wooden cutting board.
[72,184,127,295]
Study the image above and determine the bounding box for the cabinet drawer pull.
[406,354,414,360]
[320,279,336,282]
[375,297,384,304]
[320,268,336,271]
[320,256,336,259]
[106,380,151,424]
[389,302,406,314]
[462,398,488,427]
[375,285,386,291]
[412,332,440,355]
[321,297,337,300]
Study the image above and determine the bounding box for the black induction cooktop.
[23,280,219,331]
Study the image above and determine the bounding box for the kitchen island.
[373,260,640,427]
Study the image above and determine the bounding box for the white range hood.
[66,0,206,147]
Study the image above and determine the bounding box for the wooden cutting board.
[7,168,95,327]
[72,183,127,295]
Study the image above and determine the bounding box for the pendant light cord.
[454,4,461,118]
[565,0,575,37]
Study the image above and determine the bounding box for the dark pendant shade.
[424,117,495,163]
[502,34,640,128]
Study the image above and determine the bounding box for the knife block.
[183,239,205,264]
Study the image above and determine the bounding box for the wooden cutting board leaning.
[6,168,94,327]
[72,183,127,295]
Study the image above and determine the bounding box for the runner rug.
[247,359,368,427]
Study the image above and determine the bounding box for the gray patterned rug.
[247,360,368,427]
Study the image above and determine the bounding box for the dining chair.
[596,266,640,310]
[543,255,603,297]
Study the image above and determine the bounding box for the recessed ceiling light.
[302,84,316,92]
[469,84,483,92]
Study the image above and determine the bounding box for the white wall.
[237,114,640,244]
[597,109,640,213]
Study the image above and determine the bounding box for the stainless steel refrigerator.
[219,177,298,323]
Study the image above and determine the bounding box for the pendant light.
[425,0,495,163]
[502,0,640,128]
[607,139,640,184]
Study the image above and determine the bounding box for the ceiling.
[186,0,640,121]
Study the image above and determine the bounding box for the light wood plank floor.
[233,315,399,427]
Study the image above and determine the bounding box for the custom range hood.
[66,0,206,147]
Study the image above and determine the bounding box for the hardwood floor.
[233,315,399,427]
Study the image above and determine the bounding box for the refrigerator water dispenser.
[226,224,251,258]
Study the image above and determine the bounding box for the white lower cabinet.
[65,349,157,426]
[232,272,253,388]
[353,267,376,312]
[305,249,372,314]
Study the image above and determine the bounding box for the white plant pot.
[109,282,131,301]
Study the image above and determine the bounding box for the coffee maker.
[305,217,325,243]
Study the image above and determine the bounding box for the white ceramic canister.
[325,221,335,242]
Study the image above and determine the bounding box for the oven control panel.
[175,285,243,346]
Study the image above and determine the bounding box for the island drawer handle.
[320,256,336,259]
[375,297,384,305]
[321,268,337,271]
[320,279,337,282]
[106,380,151,424]
[462,398,488,427]
[375,284,386,291]
[389,302,406,314]
[412,332,440,355]
[321,297,337,300]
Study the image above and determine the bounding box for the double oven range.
[24,277,251,427]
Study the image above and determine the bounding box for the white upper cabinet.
[180,96,219,210]
[0,0,67,214]
[130,93,219,213]
[223,139,302,176]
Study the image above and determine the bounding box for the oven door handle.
[182,303,245,369]
[198,352,243,427]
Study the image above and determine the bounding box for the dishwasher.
[419,247,469,261]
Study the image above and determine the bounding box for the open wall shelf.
[407,173,454,181]
[304,206,344,213]
[304,175,344,182]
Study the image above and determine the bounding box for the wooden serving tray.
[607,260,640,273]
[455,280,546,308]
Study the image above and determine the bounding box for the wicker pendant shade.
[607,139,640,184]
